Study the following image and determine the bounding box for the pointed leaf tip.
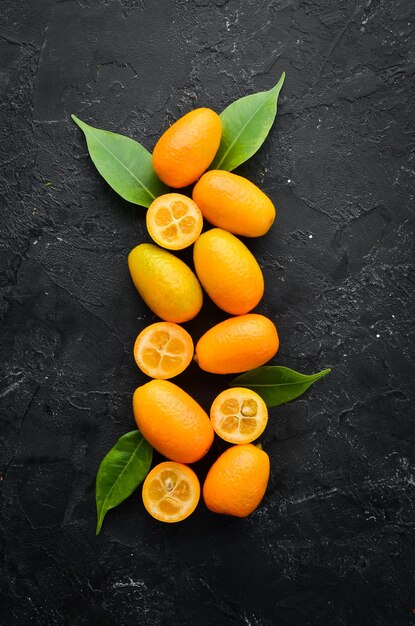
[210,72,286,172]
[230,365,332,408]
[72,116,168,207]
[95,430,153,535]
[71,114,82,127]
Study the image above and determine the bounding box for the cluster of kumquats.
[129,108,279,522]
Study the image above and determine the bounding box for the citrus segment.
[134,322,194,379]
[210,388,268,444]
[142,462,200,523]
[147,194,203,250]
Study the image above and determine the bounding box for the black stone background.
[1,0,414,624]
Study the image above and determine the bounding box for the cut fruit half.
[134,322,194,379]
[142,461,200,523]
[210,387,268,444]
[146,193,203,250]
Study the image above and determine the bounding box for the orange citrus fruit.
[128,243,203,323]
[133,322,193,379]
[203,444,270,517]
[210,388,268,444]
[193,170,276,237]
[146,194,203,250]
[142,461,200,523]
[196,314,279,374]
[152,108,222,188]
[133,379,214,463]
[193,228,264,315]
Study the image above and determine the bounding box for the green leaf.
[210,72,285,172]
[71,115,168,207]
[95,430,153,535]
[230,366,331,408]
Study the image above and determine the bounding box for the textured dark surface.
[1,1,415,624]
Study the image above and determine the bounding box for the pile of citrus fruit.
[129,108,279,522]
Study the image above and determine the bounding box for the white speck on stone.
[309,234,313,239]
[287,179,291,183]
[33,240,38,245]
[113,577,146,590]
[376,334,380,338]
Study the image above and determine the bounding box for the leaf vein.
[90,131,156,202]
[215,73,284,170]
[97,437,148,528]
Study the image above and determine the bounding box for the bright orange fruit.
[203,444,270,517]
[133,379,214,463]
[152,108,222,188]
[193,228,264,314]
[210,388,268,444]
[196,314,279,374]
[128,243,203,323]
[146,194,203,250]
[142,461,200,523]
[193,170,276,237]
[133,322,193,379]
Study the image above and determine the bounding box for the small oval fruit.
[196,314,279,374]
[203,444,270,517]
[128,243,203,323]
[210,387,268,444]
[142,461,200,523]
[146,193,203,250]
[133,322,194,379]
[193,228,264,315]
[133,380,214,463]
[152,108,222,188]
[193,170,276,237]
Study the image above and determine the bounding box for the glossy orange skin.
[203,444,270,517]
[128,243,203,323]
[196,314,279,374]
[133,380,214,463]
[193,170,276,237]
[152,108,222,188]
[193,229,264,315]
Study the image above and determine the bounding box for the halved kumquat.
[210,387,268,444]
[146,193,203,250]
[134,322,194,379]
[142,461,200,523]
